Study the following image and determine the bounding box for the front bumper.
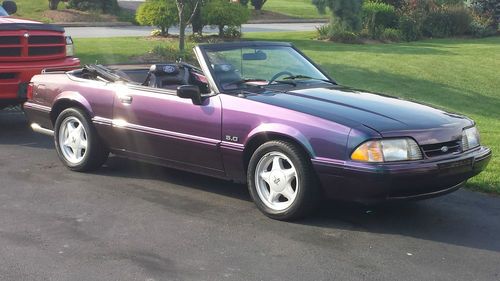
[0,57,80,103]
[312,146,491,203]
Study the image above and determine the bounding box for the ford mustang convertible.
[24,42,491,220]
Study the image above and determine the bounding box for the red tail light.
[27,82,34,100]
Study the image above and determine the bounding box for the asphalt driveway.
[0,109,499,281]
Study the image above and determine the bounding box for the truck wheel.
[54,108,108,172]
[247,140,320,220]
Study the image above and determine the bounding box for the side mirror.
[177,85,203,105]
[2,0,17,14]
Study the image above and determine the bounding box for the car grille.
[0,32,65,60]
[421,140,462,158]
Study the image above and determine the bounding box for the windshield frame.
[0,6,9,16]
[195,41,335,94]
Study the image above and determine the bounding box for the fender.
[245,123,316,158]
[52,91,94,118]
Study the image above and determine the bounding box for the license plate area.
[438,158,473,170]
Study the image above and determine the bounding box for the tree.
[203,0,249,36]
[49,0,60,10]
[312,0,363,31]
[175,0,201,51]
[251,0,266,10]
[136,0,178,36]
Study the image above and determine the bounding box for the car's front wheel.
[247,140,319,220]
[54,108,108,171]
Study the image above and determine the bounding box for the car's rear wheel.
[54,108,108,171]
[247,140,319,220]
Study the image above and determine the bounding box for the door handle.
[119,95,133,104]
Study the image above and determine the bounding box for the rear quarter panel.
[27,73,115,132]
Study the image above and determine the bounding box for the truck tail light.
[27,82,34,100]
[65,36,75,57]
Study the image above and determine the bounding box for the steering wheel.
[268,71,293,85]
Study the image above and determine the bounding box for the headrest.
[149,64,180,75]
[212,64,235,73]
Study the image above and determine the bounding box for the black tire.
[54,108,109,172]
[247,140,320,220]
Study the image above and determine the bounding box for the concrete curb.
[55,22,134,27]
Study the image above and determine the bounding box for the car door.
[110,84,225,176]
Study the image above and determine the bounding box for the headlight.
[65,36,74,57]
[462,127,480,151]
[351,138,422,162]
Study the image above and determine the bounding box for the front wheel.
[54,108,108,172]
[247,140,320,220]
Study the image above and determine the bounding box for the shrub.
[328,24,360,43]
[203,0,249,37]
[469,14,497,37]
[312,0,364,31]
[223,26,242,38]
[399,15,421,41]
[422,5,472,37]
[136,0,178,36]
[362,1,398,38]
[150,45,195,63]
[380,27,402,41]
[67,0,119,13]
[316,24,332,39]
[379,0,404,9]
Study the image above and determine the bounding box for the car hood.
[245,86,472,135]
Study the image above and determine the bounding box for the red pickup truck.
[0,1,80,108]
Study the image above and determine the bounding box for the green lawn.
[11,0,62,22]
[74,34,500,194]
[261,0,328,19]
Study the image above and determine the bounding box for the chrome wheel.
[255,151,299,211]
[58,116,88,164]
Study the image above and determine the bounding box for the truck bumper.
[0,57,80,106]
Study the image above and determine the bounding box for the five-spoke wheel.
[54,108,108,171]
[248,140,319,220]
[255,152,299,211]
[58,116,88,164]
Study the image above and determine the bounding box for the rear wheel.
[54,108,108,171]
[247,140,319,220]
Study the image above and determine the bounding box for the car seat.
[145,64,190,90]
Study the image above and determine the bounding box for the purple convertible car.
[24,42,491,220]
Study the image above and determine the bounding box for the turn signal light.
[27,82,34,100]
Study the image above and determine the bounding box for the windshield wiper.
[283,75,336,85]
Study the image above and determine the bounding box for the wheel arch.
[50,91,93,125]
[243,127,315,171]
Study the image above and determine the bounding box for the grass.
[12,0,62,22]
[74,33,500,194]
[261,0,328,19]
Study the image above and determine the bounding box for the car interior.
[71,63,210,93]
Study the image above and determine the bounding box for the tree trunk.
[192,6,203,35]
[219,25,224,37]
[178,8,186,52]
[48,0,60,10]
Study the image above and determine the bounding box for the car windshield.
[204,45,329,91]
[0,6,9,16]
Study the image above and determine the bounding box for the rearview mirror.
[177,85,203,105]
[2,0,17,14]
[242,51,267,61]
